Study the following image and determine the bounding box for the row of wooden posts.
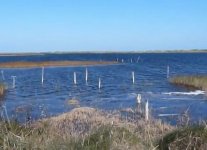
[0,62,168,122]
[1,65,170,89]
[41,66,170,86]
[0,67,155,122]
[40,67,136,88]
[0,69,134,89]
[116,56,140,63]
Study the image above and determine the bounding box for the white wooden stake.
[1,70,5,80]
[85,68,88,84]
[137,94,142,113]
[145,101,149,121]
[137,94,141,104]
[98,77,101,89]
[167,65,170,79]
[11,76,16,88]
[41,67,44,85]
[131,58,133,63]
[132,71,135,84]
[74,72,77,85]
[122,59,124,63]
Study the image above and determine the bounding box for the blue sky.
[0,0,206,52]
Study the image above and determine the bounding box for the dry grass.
[159,125,207,150]
[0,61,118,68]
[170,76,207,91]
[0,83,5,97]
[2,106,205,149]
[0,107,174,149]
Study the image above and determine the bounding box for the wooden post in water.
[85,68,88,84]
[131,58,133,63]
[137,94,141,104]
[74,72,77,85]
[132,71,135,84]
[41,67,44,85]
[116,58,119,62]
[167,65,170,79]
[137,94,142,113]
[145,100,149,121]
[1,70,5,81]
[136,56,140,63]
[11,76,16,88]
[98,77,101,89]
[122,59,124,63]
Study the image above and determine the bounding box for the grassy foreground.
[0,107,174,150]
[0,61,117,68]
[1,107,206,149]
[170,76,207,91]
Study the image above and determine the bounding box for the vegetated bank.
[0,61,118,68]
[170,75,207,91]
[0,107,174,149]
[1,106,207,149]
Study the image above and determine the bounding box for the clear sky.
[0,0,207,52]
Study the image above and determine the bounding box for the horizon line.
[0,49,207,55]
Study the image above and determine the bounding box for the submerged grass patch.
[170,76,207,91]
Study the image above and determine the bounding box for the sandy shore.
[0,61,118,68]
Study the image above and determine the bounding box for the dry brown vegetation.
[159,125,207,150]
[0,83,5,97]
[1,106,206,149]
[0,61,118,68]
[0,107,174,150]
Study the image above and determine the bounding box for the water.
[0,53,207,123]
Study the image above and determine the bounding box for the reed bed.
[0,61,118,68]
[170,76,207,91]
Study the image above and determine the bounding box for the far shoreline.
[0,61,118,68]
[0,49,207,56]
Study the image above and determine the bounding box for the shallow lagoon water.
[0,53,207,123]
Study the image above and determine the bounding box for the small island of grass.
[170,76,207,91]
[0,61,118,68]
